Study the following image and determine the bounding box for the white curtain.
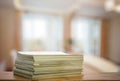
[71,16,101,56]
[21,13,64,51]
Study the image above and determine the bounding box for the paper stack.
[14,51,83,80]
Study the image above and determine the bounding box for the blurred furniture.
[84,55,120,72]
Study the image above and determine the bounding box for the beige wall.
[0,7,15,69]
[106,16,120,64]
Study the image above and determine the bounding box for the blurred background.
[0,0,120,72]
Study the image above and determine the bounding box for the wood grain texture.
[0,72,120,81]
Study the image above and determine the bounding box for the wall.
[101,19,109,58]
[106,16,120,64]
[0,7,15,70]
[63,14,72,51]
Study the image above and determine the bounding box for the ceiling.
[17,0,106,14]
[1,0,120,17]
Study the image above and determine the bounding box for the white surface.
[18,51,68,55]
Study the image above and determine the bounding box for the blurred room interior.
[0,0,120,72]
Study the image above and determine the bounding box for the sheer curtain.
[21,13,64,51]
[71,16,101,56]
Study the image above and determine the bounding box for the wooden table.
[0,72,120,81]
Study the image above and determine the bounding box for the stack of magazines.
[14,51,83,80]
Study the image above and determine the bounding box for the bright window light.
[22,13,64,51]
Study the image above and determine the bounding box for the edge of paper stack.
[14,51,83,80]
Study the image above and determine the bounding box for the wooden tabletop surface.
[0,72,120,81]
[0,64,119,81]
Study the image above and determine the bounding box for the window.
[22,13,64,51]
[71,17,101,56]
